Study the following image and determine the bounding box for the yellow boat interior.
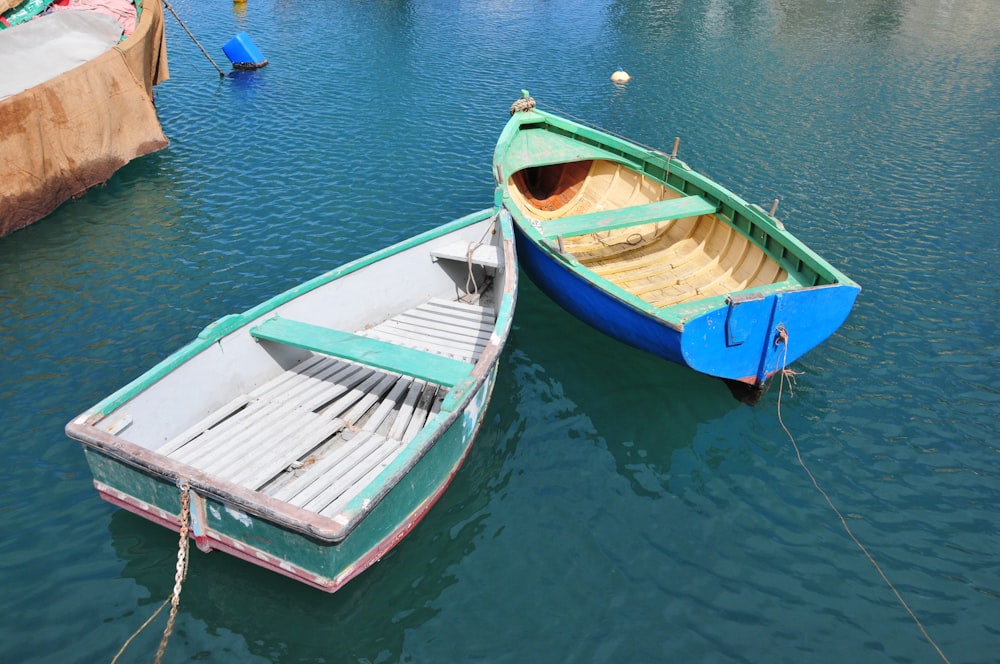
[508,159,791,309]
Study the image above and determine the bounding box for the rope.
[162,0,226,78]
[464,243,480,298]
[773,330,951,664]
[509,95,536,115]
[460,215,500,302]
[110,599,170,664]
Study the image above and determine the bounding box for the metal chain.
[154,481,191,664]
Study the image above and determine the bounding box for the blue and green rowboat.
[67,209,517,592]
[494,93,859,386]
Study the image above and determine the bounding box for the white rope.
[773,332,951,664]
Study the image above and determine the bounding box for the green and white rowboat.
[67,208,517,592]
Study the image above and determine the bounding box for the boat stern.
[679,283,861,385]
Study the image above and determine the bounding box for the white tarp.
[0,10,123,99]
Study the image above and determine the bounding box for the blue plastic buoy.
[222,32,268,70]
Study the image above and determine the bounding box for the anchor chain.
[154,480,191,664]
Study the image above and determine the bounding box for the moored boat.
[0,0,168,237]
[66,208,517,592]
[494,92,860,386]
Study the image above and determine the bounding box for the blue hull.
[514,225,859,385]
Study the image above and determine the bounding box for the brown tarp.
[0,0,170,236]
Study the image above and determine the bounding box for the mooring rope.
[110,599,169,663]
[509,94,536,115]
[162,0,226,78]
[773,331,951,664]
[110,480,191,664]
[464,243,481,298]
[460,214,500,303]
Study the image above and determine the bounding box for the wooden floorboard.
[170,360,371,469]
[365,298,493,363]
[159,297,489,508]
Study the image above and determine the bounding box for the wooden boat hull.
[495,98,859,385]
[81,368,495,591]
[67,209,517,592]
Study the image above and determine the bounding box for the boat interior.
[509,159,794,308]
[155,296,497,520]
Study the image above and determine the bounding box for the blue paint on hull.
[514,224,860,385]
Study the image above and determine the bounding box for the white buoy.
[611,69,631,84]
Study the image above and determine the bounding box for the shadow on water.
[505,276,745,492]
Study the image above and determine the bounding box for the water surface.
[1,0,997,662]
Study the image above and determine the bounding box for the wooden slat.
[169,356,347,462]
[267,430,379,503]
[364,298,493,363]
[156,354,333,456]
[171,360,370,469]
[386,379,430,441]
[402,388,441,443]
[319,442,409,517]
[359,375,415,434]
[338,372,404,426]
[365,322,486,361]
[317,369,397,423]
[156,393,250,456]
[300,435,404,512]
[220,415,346,488]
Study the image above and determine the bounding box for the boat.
[0,0,169,237]
[66,208,517,592]
[493,92,860,386]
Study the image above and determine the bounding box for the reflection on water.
[106,374,520,661]
[508,278,744,500]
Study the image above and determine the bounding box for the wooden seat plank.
[540,195,717,239]
[430,241,502,268]
[251,316,473,386]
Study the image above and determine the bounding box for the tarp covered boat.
[0,0,168,236]
[66,209,517,592]
[494,92,860,386]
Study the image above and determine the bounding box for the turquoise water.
[2,0,998,662]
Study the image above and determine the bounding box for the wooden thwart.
[539,195,717,239]
[251,316,473,386]
[430,241,502,268]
